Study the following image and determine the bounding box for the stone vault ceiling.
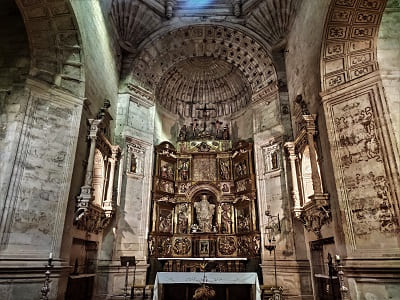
[156,57,252,116]
[111,0,300,116]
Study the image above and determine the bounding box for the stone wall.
[0,80,83,300]
[378,0,400,150]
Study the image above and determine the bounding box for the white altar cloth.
[153,272,261,300]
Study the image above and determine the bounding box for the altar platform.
[153,272,261,300]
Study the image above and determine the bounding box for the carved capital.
[303,114,317,135]
[88,118,102,139]
[300,193,331,238]
[284,141,296,156]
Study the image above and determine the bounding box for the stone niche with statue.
[148,138,260,271]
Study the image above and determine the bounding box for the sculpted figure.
[194,195,215,232]
[221,203,232,233]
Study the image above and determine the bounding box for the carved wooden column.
[103,145,120,217]
[284,142,301,217]
[303,115,322,194]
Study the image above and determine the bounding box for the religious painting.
[160,160,175,180]
[158,208,173,233]
[219,158,231,180]
[199,240,210,256]
[236,205,251,233]
[220,182,231,194]
[177,159,190,181]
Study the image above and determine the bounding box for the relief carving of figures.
[218,236,236,255]
[159,210,172,233]
[335,103,381,167]
[173,237,191,255]
[178,182,191,194]
[219,159,230,180]
[158,179,174,193]
[237,236,251,256]
[158,237,172,256]
[221,203,232,233]
[194,195,215,232]
[160,161,175,180]
[178,159,190,181]
[177,203,189,233]
[236,179,250,192]
[237,207,250,232]
[235,161,248,178]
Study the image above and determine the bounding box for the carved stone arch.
[320,0,387,92]
[15,0,85,97]
[186,183,221,203]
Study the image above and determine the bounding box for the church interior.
[0,0,399,299]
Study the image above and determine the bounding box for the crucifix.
[196,103,215,133]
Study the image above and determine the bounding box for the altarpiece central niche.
[148,132,261,278]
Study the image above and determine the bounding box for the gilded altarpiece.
[148,140,260,271]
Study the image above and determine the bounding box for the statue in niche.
[221,203,232,233]
[271,150,279,170]
[194,194,215,232]
[219,159,230,180]
[130,153,137,173]
[177,204,189,233]
[178,160,189,181]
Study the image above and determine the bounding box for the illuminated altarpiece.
[148,139,261,273]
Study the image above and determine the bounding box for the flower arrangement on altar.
[193,284,216,300]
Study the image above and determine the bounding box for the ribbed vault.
[131,24,277,117]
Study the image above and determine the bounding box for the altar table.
[153,272,261,300]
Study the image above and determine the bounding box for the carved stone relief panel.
[324,80,399,251]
